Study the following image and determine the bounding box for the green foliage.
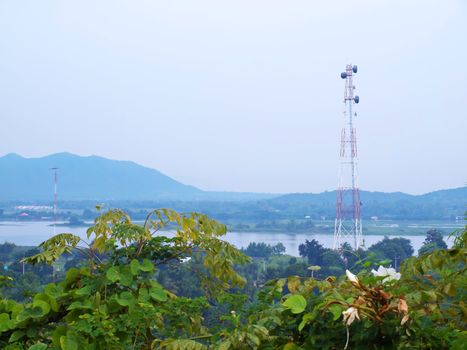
[242,242,285,259]
[367,236,413,268]
[0,243,17,261]
[0,208,464,349]
[418,229,448,255]
[0,208,252,349]
[298,239,325,266]
[22,234,81,266]
[282,294,307,314]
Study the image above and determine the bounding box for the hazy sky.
[0,0,466,194]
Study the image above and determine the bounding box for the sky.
[0,0,466,194]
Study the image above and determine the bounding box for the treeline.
[0,187,465,223]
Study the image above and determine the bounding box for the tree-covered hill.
[265,187,466,220]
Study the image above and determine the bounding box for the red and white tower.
[333,64,363,250]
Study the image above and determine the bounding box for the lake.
[0,221,455,256]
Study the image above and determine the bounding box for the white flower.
[342,307,360,326]
[345,270,359,284]
[371,266,401,283]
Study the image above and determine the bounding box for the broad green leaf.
[17,306,44,321]
[298,312,316,331]
[130,259,140,275]
[106,267,120,282]
[284,343,303,350]
[328,304,344,321]
[120,266,134,286]
[138,288,150,302]
[49,297,59,312]
[75,285,92,296]
[60,335,78,350]
[27,327,38,338]
[149,286,167,302]
[116,291,135,307]
[34,293,57,312]
[28,343,48,350]
[9,330,25,342]
[140,259,155,272]
[52,326,68,349]
[34,293,50,303]
[67,300,93,310]
[45,284,64,298]
[0,313,14,332]
[282,294,307,314]
[64,268,80,287]
[32,300,51,316]
[247,332,260,346]
[93,292,101,307]
[10,304,24,319]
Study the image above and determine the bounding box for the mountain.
[0,153,204,201]
[0,153,278,202]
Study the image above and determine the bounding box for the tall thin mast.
[51,167,59,235]
[333,64,363,250]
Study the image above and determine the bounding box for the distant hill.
[265,187,467,220]
[0,153,464,221]
[0,153,277,202]
[0,153,204,201]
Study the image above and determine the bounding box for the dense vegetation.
[0,208,465,349]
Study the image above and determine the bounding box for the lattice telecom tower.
[333,64,363,250]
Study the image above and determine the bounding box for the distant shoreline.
[0,219,461,237]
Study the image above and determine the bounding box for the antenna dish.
[352,65,358,73]
[341,72,347,79]
[354,96,359,104]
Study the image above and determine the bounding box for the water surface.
[0,221,454,256]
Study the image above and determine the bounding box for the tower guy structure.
[333,64,363,250]
[51,167,59,235]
